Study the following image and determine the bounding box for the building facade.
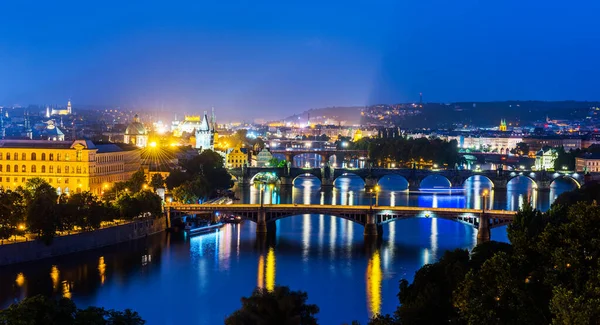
[226,146,248,168]
[195,111,217,151]
[255,148,273,167]
[575,153,600,173]
[535,148,558,170]
[123,114,148,148]
[0,140,141,195]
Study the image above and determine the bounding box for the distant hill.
[282,106,363,125]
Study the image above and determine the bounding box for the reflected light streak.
[346,220,354,258]
[50,265,60,291]
[431,218,438,260]
[62,280,72,299]
[318,215,325,257]
[366,250,382,317]
[302,215,311,262]
[432,194,438,208]
[320,191,325,205]
[348,191,354,206]
[423,248,430,265]
[303,185,311,204]
[236,225,241,257]
[266,248,276,292]
[386,223,395,268]
[329,216,337,258]
[98,257,106,285]
[390,192,395,207]
[257,254,265,289]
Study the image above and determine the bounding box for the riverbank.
[0,218,166,266]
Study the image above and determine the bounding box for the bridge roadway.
[166,203,516,243]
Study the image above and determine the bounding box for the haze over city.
[2,0,600,120]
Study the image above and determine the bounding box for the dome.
[125,114,146,135]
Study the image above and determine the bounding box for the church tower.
[499,119,507,132]
[67,99,72,114]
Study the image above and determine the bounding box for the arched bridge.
[269,149,367,164]
[166,203,516,243]
[230,166,585,191]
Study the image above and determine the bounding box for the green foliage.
[171,176,208,204]
[165,169,188,190]
[0,189,26,240]
[267,157,287,168]
[225,286,319,325]
[510,142,530,156]
[0,295,145,325]
[352,137,462,168]
[149,174,165,190]
[172,149,232,196]
[26,178,59,244]
[115,190,161,219]
[553,147,580,171]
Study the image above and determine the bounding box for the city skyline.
[2,1,600,121]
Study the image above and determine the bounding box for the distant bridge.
[166,203,517,243]
[269,149,368,163]
[230,166,585,191]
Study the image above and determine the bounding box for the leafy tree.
[171,177,208,204]
[149,174,165,190]
[115,194,142,220]
[26,179,59,244]
[127,170,147,193]
[165,169,188,190]
[510,142,530,156]
[0,189,26,241]
[225,286,319,325]
[134,190,163,217]
[67,192,104,231]
[0,295,145,325]
[268,157,287,168]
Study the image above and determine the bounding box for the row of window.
[0,165,87,174]
[0,176,79,185]
[0,152,83,162]
[97,154,124,163]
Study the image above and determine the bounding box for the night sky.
[1,0,599,120]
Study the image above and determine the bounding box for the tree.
[0,295,145,325]
[511,142,530,156]
[172,177,208,204]
[225,286,319,325]
[26,179,59,244]
[0,189,26,241]
[127,170,147,193]
[134,190,163,217]
[149,174,165,190]
[67,192,104,231]
[268,157,287,168]
[165,169,188,190]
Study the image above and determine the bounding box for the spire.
[45,106,50,118]
[67,99,72,114]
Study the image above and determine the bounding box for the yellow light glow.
[15,272,25,287]
[257,254,265,289]
[482,189,489,197]
[149,141,157,148]
[98,256,106,285]
[366,251,382,316]
[265,247,276,292]
[50,265,60,291]
[18,223,25,230]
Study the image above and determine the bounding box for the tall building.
[50,99,73,116]
[123,114,148,148]
[0,140,141,195]
[195,109,216,151]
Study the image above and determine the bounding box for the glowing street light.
[149,141,157,148]
[481,189,489,213]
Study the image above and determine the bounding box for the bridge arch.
[507,174,538,189]
[292,173,322,188]
[419,174,452,190]
[463,174,495,189]
[334,172,366,189]
[292,153,324,168]
[377,174,409,191]
[550,174,581,188]
[250,171,280,185]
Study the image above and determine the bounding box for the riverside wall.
[0,218,166,266]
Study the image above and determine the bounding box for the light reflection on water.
[0,174,577,324]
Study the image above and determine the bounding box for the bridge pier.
[364,177,378,191]
[257,208,267,234]
[364,211,378,237]
[537,180,550,192]
[280,176,294,188]
[477,213,491,244]
[321,178,334,189]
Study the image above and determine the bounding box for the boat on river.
[185,222,225,236]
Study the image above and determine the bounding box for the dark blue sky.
[1,0,599,120]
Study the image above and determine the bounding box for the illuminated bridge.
[166,203,517,243]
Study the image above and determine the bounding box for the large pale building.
[0,140,141,195]
[124,114,148,148]
[48,100,73,116]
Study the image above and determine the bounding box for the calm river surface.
[0,175,577,324]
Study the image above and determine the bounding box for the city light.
[149,141,157,148]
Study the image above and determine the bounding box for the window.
[57,153,61,161]
[49,178,52,183]
[31,153,36,160]
[21,153,26,161]
[41,153,46,161]
[21,165,25,173]
[6,154,10,161]
[41,166,45,173]
[65,179,69,184]
[6,165,9,172]
[0,165,2,172]
[76,150,82,162]
[57,166,61,174]
[13,153,17,160]
[65,166,69,174]
[21,177,25,183]
[32,165,36,173]
[49,166,54,173]
[77,166,81,174]
[0,153,3,160]
[49,154,54,161]
[13,165,17,173]
[65,154,70,161]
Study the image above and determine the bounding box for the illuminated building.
[40,120,65,141]
[50,100,72,116]
[0,140,141,195]
[535,148,557,170]
[173,115,202,136]
[576,153,600,172]
[226,145,248,168]
[124,114,148,148]
[499,119,507,132]
[255,148,273,167]
[195,110,216,151]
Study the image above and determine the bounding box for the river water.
[0,175,576,324]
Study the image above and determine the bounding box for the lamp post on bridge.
[481,189,489,213]
[369,185,381,207]
[477,189,491,244]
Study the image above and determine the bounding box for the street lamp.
[562,166,568,171]
[369,189,374,208]
[259,181,265,207]
[375,185,380,206]
[481,189,489,213]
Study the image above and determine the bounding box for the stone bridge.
[230,166,585,191]
[166,203,517,243]
[269,149,367,164]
